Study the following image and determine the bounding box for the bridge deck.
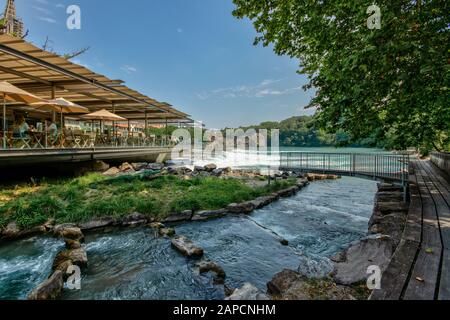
[0,147,172,167]
[372,160,450,300]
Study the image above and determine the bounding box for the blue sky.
[8,0,315,128]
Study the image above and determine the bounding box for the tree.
[233,0,450,152]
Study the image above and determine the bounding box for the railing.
[431,152,450,176]
[280,152,410,183]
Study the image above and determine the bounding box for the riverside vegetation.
[0,164,298,233]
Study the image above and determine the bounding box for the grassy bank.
[0,173,296,230]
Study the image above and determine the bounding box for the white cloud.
[121,65,138,74]
[37,17,57,24]
[197,79,300,100]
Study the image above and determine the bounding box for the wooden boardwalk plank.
[370,239,419,300]
[419,161,450,300]
[404,161,442,300]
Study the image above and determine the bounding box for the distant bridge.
[279,152,410,184]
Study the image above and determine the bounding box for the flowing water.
[0,176,377,300]
[0,237,64,300]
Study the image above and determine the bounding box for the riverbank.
[1,161,340,242]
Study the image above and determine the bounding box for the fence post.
[352,154,356,176]
[374,155,377,180]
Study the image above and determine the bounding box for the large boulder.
[131,163,148,171]
[191,209,227,221]
[204,164,218,172]
[103,167,121,176]
[53,248,88,270]
[197,260,226,284]
[28,271,64,300]
[55,227,84,242]
[227,202,255,214]
[267,269,302,296]
[119,162,135,173]
[267,269,357,300]
[194,166,206,172]
[65,239,82,250]
[331,236,395,285]
[226,283,270,301]
[171,236,204,257]
[212,168,224,176]
[159,228,176,237]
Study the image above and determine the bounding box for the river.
[0,176,377,300]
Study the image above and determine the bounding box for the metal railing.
[280,152,410,183]
[431,152,450,176]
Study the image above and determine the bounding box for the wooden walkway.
[371,160,450,300]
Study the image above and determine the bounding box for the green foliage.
[234,115,381,148]
[145,125,178,138]
[233,0,450,152]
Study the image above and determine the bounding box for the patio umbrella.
[81,109,127,137]
[31,97,89,125]
[31,98,89,147]
[0,81,44,149]
[80,109,126,122]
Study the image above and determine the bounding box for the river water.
[0,176,377,300]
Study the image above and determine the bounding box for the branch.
[63,47,90,60]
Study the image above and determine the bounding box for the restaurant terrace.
[0,33,192,166]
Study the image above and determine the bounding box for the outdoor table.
[29,131,45,149]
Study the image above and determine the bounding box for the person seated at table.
[12,116,29,138]
[46,120,59,142]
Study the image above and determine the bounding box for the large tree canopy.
[233,0,449,152]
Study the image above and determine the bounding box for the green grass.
[0,173,296,230]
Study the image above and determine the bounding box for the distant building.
[0,0,24,37]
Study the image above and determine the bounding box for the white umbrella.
[0,81,44,148]
[31,98,89,147]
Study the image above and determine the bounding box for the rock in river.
[226,283,270,300]
[331,235,395,285]
[28,271,64,300]
[159,228,176,237]
[54,227,84,242]
[196,260,226,279]
[53,248,88,270]
[171,236,204,257]
[267,269,357,300]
